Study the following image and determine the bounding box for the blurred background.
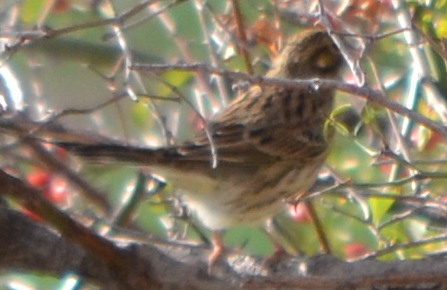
[2,0,447,288]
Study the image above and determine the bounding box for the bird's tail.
[57,142,180,165]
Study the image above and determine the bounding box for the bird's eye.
[313,49,340,72]
[314,48,338,71]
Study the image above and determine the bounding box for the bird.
[61,29,345,232]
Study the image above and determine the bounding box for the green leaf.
[131,102,151,129]
[159,70,192,93]
[370,188,399,226]
[436,19,447,38]
[330,104,361,136]
[20,0,47,23]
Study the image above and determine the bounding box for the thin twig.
[230,0,254,74]
[132,62,447,137]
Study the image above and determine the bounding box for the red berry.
[288,203,311,223]
[344,242,368,259]
[27,170,51,189]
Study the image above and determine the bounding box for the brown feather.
[60,29,345,229]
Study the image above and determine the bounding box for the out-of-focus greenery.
[3,0,447,288]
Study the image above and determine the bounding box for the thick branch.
[1,168,446,289]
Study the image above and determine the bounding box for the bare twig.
[132,62,447,137]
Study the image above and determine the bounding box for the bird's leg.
[208,230,226,273]
[261,219,295,267]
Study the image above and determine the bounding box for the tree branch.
[1,169,446,289]
[132,62,447,137]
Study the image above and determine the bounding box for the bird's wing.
[61,85,331,166]
[179,86,331,164]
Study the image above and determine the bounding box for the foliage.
[2,0,447,288]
